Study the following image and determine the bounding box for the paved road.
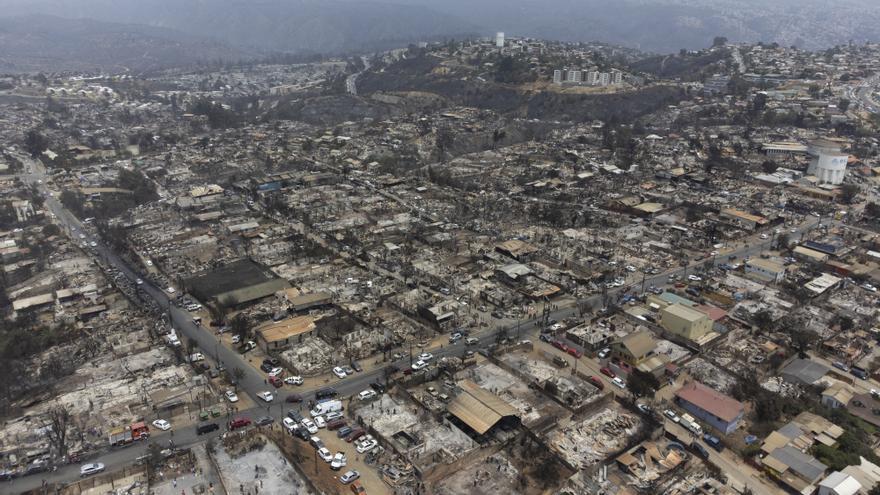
[345,56,370,95]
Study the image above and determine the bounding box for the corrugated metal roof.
[447,380,517,435]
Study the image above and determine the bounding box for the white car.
[418,352,433,361]
[330,452,347,470]
[225,390,239,403]
[340,470,360,484]
[332,367,347,379]
[257,391,274,402]
[625,265,636,272]
[282,417,298,432]
[760,233,769,239]
[151,419,171,431]
[231,335,241,344]
[80,463,105,477]
[189,353,204,363]
[356,439,378,454]
[136,278,143,285]
[268,367,285,377]
[284,376,304,385]
[301,418,318,434]
[325,411,344,421]
[664,409,680,423]
[597,347,611,359]
[687,275,702,282]
[358,389,377,401]
[317,447,333,462]
[314,416,326,428]
[863,283,878,293]
[612,377,626,389]
[411,360,428,371]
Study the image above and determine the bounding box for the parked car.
[340,470,360,484]
[449,332,463,343]
[324,411,344,421]
[351,361,363,372]
[268,367,285,378]
[197,422,219,435]
[612,377,626,389]
[567,347,583,358]
[282,418,298,432]
[600,367,615,378]
[257,391,274,402]
[369,382,386,394]
[284,376,304,386]
[418,352,434,361]
[317,447,333,462]
[832,361,850,372]
[286,393,303,403]
[315,388,337,400]
[269,376,283,388]
[225,390,239,403]
[151,419,171,431]
[588,376,604,390]
[229,417,251,430]
[314,416,326,429]
[597,348,611,358]
[664,410,680,423]
[331,452,347,470]
[255,416,274,426]
[337,426,353,438]
[465,337,479,345]
[332,367,347,379]
[301,419,319,434]
[327,418,347,430]
[345,428,366,443]
[358,389,377,401]
[80,463,105,477]
[411,360,428,371]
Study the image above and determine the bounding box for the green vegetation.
[627,369,661,398]
[190,98,241,129]
[60,168,157,220]
[494,55,535,84]
[812,409,880,470]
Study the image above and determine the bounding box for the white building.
[611,70,623,85]
[817,471,861,495]
[566,70,582,83]
[806,138,848,185]
[598,72,611,86]
[586,71,599,85]
[553,70,563,84]
[495,32,505,48]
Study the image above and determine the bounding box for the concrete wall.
[660,306,711,341]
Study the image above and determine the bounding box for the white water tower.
[807,138,848,185]
[495,32,505,48]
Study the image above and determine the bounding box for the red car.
[269,376,283,388]
[552,340,569,352]
[588,376,605,390]
[229,417,251,430]
[600,367,615,378]
[345,428,366,443]
[567,347,583,359]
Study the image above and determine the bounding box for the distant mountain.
[0,0,876,73]
[0,15,251,72]
[0,0,478,55]
[393,0,880,53]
